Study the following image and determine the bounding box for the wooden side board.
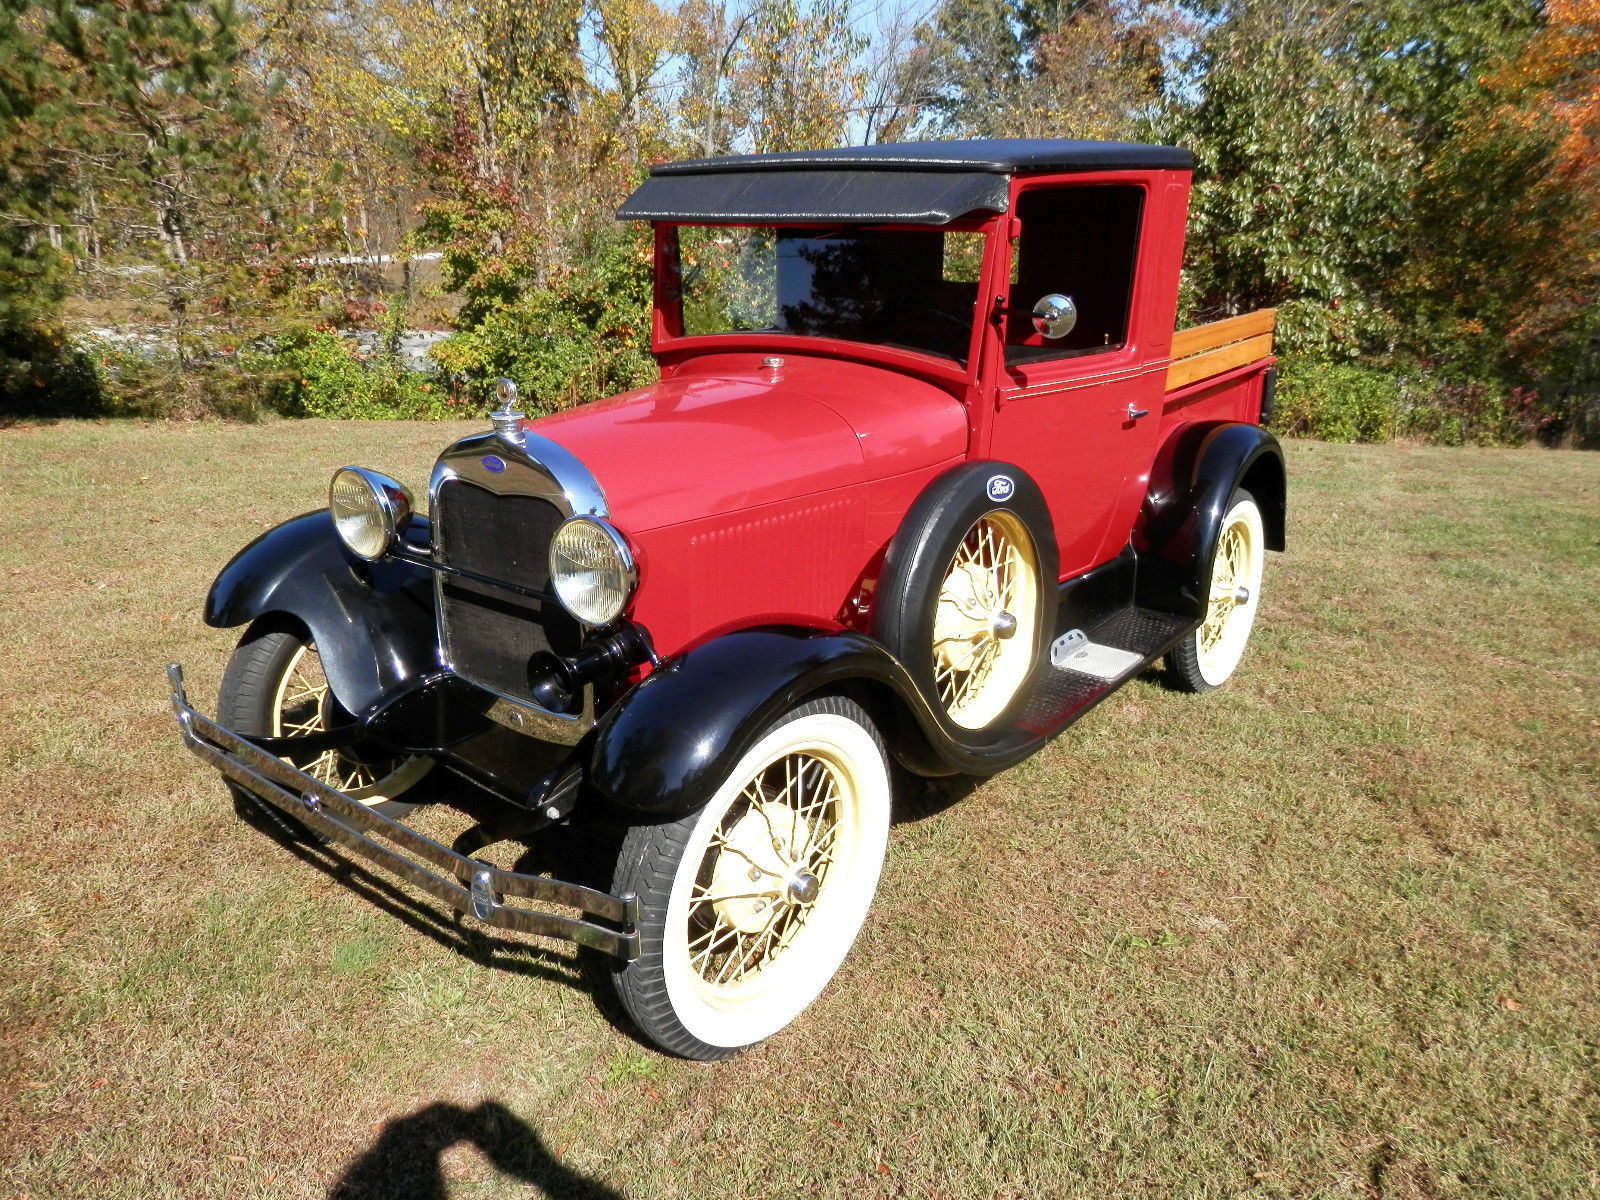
[1167,308,1275,390]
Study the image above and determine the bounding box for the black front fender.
[589,627,1039,816]
[205,512,439,717]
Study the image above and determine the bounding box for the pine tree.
[46,0,266,367]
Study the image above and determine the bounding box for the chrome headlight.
[329,466,412,560]
[548,517,637,625]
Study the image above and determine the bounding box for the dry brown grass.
[2,422,1597,1199]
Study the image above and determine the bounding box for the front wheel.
[609,696,892,1059]
[1166,489,1266,692]
[218,622,434,826]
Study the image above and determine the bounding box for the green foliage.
[1396,378,1548,447]
[431,228,656,414]
[0,323,101,418]
[244,328,455,420]
[1273,361,1400,444]
[0,0,76,393]
[1169,5,1417,352]
[4,0,1595,448]
[1274,360,1553,447]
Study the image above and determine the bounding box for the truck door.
[987,180,1168,580]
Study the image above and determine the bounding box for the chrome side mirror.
[1032,293,1078,340]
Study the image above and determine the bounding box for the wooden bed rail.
[1166,308,1275,391]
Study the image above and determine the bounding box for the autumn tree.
[676,0,865,155]
[1398,0,1600,422]
[1167,0,1419,359]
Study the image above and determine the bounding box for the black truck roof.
[617,138,1193,226]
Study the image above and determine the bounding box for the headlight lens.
[329,466,411,560]
[548,517,637,625]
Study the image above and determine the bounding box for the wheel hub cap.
[785,872,820,905]
[708,802,808,935]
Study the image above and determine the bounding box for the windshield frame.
[649,217,1003,387]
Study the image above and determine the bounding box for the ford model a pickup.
[169,139,1285,1059]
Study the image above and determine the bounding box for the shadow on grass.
[893,769,981,824]
[330,1101,626,1200]
[236,779,601,990]
[232,772,665,1041]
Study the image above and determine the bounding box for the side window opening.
[1005,185,1144,366]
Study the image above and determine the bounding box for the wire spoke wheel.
[1199,523,1248,659]
[220,624,434,824]
[932,511,1041,729]
[1168,490,1266,692]
[611,697,891,1058]
[268,643,431,802]
[684,750,844,992]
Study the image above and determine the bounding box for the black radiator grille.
[434,480,577,699]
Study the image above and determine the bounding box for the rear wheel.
[609,696,891,1059]
[219,622,433,826]
[1166,489,1265,692]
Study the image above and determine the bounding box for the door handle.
[1127,403,1150,421]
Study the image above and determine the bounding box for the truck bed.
[1161,308,1277,429]
[1167,308,1276,390]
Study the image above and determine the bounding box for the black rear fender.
[205,512,439,718]
[1134,422,1285,618]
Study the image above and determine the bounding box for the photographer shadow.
[330,1100,625,1200]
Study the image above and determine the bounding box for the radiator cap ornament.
[490,377,526,445]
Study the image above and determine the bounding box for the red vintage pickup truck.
[169,138,1284,1059]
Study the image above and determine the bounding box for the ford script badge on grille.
[481,455,506,473]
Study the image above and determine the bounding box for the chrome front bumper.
[166,663,640,961]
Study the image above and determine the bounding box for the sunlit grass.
[1,423,1596,1198]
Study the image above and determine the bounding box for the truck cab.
[170,138,1286,1060]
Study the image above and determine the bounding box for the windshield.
[670,225,986,366]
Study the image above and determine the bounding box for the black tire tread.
[218,623,318,837]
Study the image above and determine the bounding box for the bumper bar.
[166,663,640,961]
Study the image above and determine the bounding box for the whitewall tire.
[609,696,891,1059]
[1166,489,1266,693]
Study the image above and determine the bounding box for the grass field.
[2,421,1597,1200]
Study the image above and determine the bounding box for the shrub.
[1396,377,1546,447]
[431,229,657,415]
[244,326,458,420]
[0,322,102,418]
[1273,360,1399,442]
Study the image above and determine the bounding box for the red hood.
[530,352,969,533]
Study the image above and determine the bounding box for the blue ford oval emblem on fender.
[481,455,506,473]
[986,474,1014,502]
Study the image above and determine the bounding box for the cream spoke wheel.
[612,698,892,1059]
[1169,490,1266,692]
[931,510,1041,730]
[265,641,432,804]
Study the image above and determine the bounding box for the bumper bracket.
[166,663,640,961]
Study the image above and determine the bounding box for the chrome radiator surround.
[425,431,611,745]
